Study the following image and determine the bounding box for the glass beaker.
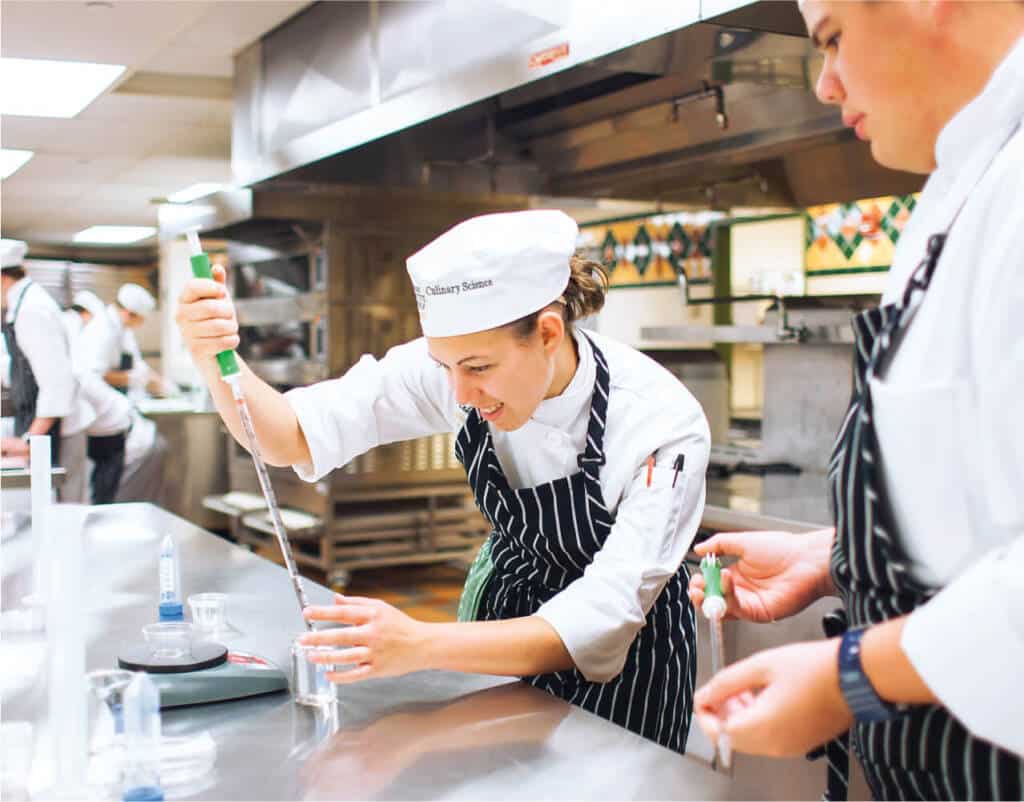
[290,640,336,707]
[187,593,227,632]
[141,622,193,659]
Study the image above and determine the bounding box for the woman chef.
[176,210,710,753]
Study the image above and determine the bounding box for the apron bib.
[455,334,697,753]
[822,123,1023,801]
[2,281,62,462]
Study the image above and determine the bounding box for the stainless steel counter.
[3,503,866,800]
[704,473,833,533]
[1,466,66,489]
[135,401,228,528]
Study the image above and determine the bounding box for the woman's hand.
[301,594,431,683]
[694,639,852,758]
[687,529,835,623]
[174,264,240,360]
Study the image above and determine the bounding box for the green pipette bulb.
[701,553,724,602]
[186,230,240,381]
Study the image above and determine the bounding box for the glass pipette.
[700,553,732,769]
[186,230,312,630]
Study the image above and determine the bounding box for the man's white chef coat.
[287,330,711,682]
[4,278,92,435]
[871,35,1024,756]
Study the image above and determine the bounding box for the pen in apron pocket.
[671,454,685,488]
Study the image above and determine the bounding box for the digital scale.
[117,642,288,708]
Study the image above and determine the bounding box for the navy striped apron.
[1,281,62,462]
[454,335,697,754]
[822,129,1023,799]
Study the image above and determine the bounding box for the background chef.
[78,282,174,398]
[1,238,92,502]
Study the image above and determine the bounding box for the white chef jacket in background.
[62,310,132,437]
[871,36,1024,756]
[287,329,711,682]
[4,278,92,436]
[76,304,152,388]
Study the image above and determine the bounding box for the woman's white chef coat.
[4,277,92,435]
[870,35,1024,756]
[76,303,151,386]
[61,310,132,437]
[287,329,711,682]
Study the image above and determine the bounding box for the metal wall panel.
[233,0,704,184]
[260,1,373,153]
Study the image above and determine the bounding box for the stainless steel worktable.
[704,473,833,533]
[2,503,864,800]
[1,465,66,489]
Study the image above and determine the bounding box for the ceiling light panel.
[73,225,156,244]
[1,57,126,118]
[166,183,228,203]
[0,149,34,179]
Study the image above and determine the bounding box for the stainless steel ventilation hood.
[234,1,924,208]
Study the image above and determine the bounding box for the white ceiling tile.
[2,152,141,184]
[114,156,233,187]
[1,0,310,245]
[0,1,213,67]
[0,182,92,201]
[143,2,310,75]
[1,114,171,158]
[76,92,231,127]
[142,47,236,79]
[150,125,231,161]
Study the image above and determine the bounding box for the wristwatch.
[837,627,898,723]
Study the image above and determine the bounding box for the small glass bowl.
[187,593,227,631]
[142,622,193,659]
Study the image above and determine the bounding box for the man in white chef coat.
[688,3,1024,799]
[1,239,92,502]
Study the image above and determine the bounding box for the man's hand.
[694,639,853,758]
[688,529,836,623]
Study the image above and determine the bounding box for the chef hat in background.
[117,283,156,317]
[73,289,106,318]
[406,209,577,338]
[0,239,28,270]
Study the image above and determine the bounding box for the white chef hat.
[406,210,577,338]
[0,239,28,270]
[117,283,156,317]
[73,289,106,318]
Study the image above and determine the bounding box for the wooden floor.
[245,535,468,622]
[332,563,467,622]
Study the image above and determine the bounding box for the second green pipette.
[187,230,312,631]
